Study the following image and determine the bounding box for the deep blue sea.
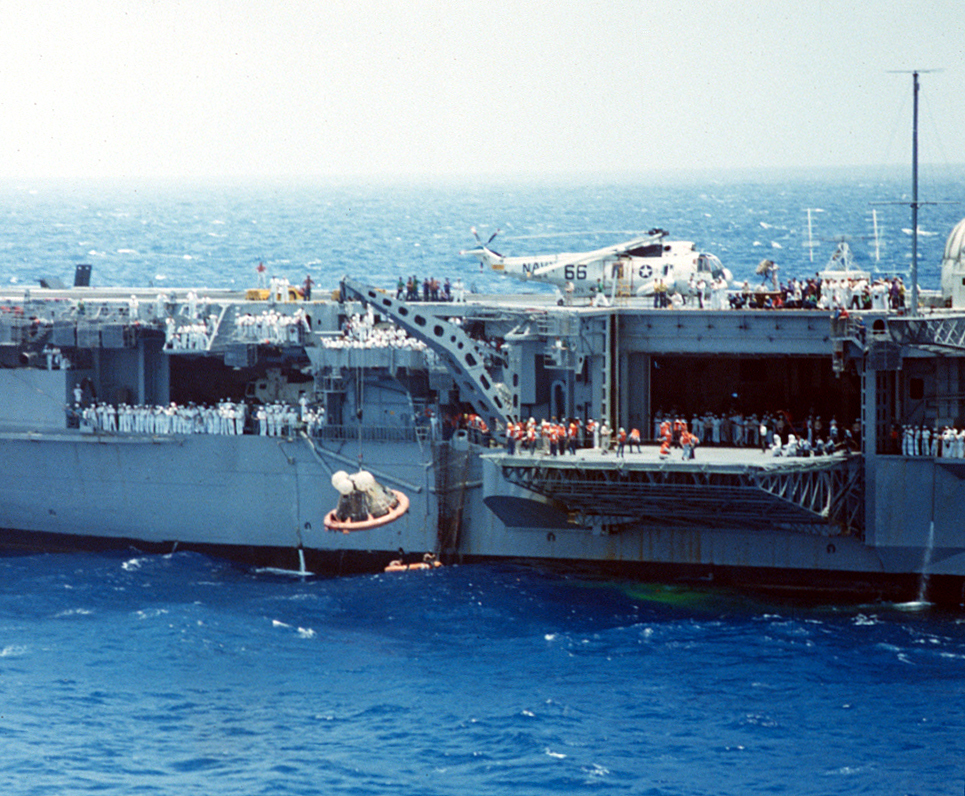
[2,170,965,794]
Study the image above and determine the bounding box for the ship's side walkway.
[485,443,864,537]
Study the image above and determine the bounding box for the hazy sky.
[1,0,962,180]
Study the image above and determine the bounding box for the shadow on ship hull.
[5,526,963,606]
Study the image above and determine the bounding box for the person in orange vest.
[525,424,537,453]
[617,427,627,457]
[506,420,516,454]
[628,427,641,453]
[659,437,671,458]
[568,420,579,455]
[681,429,700,460]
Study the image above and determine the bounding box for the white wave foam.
[136,608,169,620]
[55,608,93,617]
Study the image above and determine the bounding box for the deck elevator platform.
[483,448,864,538]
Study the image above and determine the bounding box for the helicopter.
[460,227,731,299]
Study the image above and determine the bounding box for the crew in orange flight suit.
[681,429,699,460]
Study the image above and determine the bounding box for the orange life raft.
[384,554,443,573]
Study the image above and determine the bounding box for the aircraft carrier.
[2,226,965,603]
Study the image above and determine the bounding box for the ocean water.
[1,171,965,794]
[1,553,963,795]
[2,167,964,296]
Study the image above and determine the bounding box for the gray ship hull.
[0,431,438,571]
[2,282,964,603]
[0,428,960,602]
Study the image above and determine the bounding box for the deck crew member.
[599,422,611,453]
[567,420,578,455]
[586,418,598,450]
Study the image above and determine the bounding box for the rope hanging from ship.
[323,302,411,533]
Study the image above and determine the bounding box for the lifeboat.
[384,553,443,573]
[323,470,409,532]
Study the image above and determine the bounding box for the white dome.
[943,217,965,265]
[941,218,965,307]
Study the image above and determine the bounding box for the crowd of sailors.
[153,291,314,350]
[652,276,731,309]
[320,309,426,350]
[232,308,309,346]
[69,393,327,438]
[664,273,908,312]
[653,410,856,451]
[900,425,965,458]
[397,276,467,303]
[504,411,852,459]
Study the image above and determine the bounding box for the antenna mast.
[911,70,920,316]
[885,69,941,316]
